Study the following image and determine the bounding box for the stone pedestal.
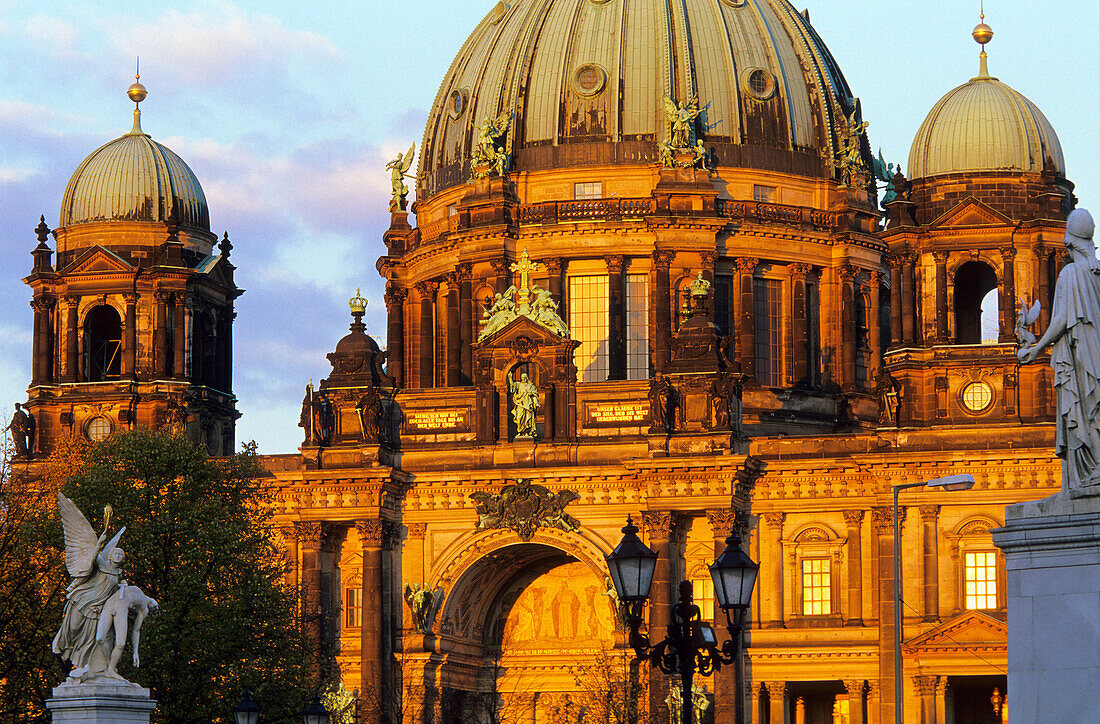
[991,492,1100,724]
[47,680,156,723]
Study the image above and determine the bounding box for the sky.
[1,1,1097,454]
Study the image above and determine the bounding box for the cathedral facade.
[15,2,1080,723]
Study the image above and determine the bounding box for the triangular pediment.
[476,314,572,349]
[61,246,134,274]
[930,197,1013,228]
[905,611,1007,652]
[195,254,237,289]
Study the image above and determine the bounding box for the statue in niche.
[509,370,539,438]
[665,681,711,724]
[403,583,441,634]
[356,388,384,444]
[876,367,903,427]
[52,494,156,684]
[648,372,674,433]
[386,144,415,211]
[708,372,745,432]
[8,402,35,457]
[1018,208,1100,491]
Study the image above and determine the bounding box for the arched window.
[84,305,122,381]
[953,261,998,344]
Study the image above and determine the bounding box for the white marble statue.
[1018,208,1100,492]
[52,493,155,683]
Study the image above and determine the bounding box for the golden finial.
[126,57,147,134]
[349,288,368,316]
[972,3,994,79]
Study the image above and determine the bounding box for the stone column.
[919,505,939,621]
[934,678,949,724]
[458,264,473,385]
[62,295,79,382]
[839,266,857,389]
[794,697,805,724]
[30,297,51,385]
[384,283,406,389]
[901,254,916,345]
[1036,248,1052,331]
[445,274,461,387]
[843,510,864,625]
[945,539,961,617]
[867,270,882,386]
[762,513,784,628]
[545,258,564,321]
[871,507,898,723]
[277,525,299,592]
[735,257,758,378]
[788,264,812,387]
[844,680,865,724]
[913,675,936,724]
[933,252,949,343]
[764,681,787,724]
[295,522,323,672]
[708,509,739,724]
[999,246,1017,342]
[606,255,626,380]
[652,251,674,372]
[416,281,437,389]
[122,293,137,379]
[888,255,902,348]
[491,258,511,295]
[358,519,391,724]
[867,682,881,724]
[153,291,169,378]
[173,296,187,380]
[643,512,675,724]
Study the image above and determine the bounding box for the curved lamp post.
[233,690,262,724]
[607,517,758,724]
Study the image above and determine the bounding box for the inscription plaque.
[405,408,470,433]
[583,401,649,427]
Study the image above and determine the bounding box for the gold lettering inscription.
[406,409,469,432]
[585,402,648,427]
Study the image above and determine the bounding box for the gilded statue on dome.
[663,95,701,149]
[471,110,513,179]
[386,144,415,211]
[836,99,869,186]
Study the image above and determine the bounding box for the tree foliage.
[2,429,315,723]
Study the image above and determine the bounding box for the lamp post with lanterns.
[606,516,758,724]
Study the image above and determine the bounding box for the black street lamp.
[302,695,331,724]
[233,690,262,724]
[606,517,758,724]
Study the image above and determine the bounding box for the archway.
[953,261,998,344]
[427,541,624,724]
[83,305,122,380]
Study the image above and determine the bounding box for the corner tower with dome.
[20,79,241,457]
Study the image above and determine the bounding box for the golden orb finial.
[972,23,993,46]
[127,56,147,104]
[971,4,994,80]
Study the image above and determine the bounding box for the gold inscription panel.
[583,401,648,427]
[405,408,470,433]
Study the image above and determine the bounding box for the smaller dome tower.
[878,18,1073,432]
[20,78,242,458]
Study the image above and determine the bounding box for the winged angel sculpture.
[52,493,157,683]
[387,143,416,211]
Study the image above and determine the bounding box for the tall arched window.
[83,305,122,381]
[953,261,998,344]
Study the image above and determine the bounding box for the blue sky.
[1,1,1097,454]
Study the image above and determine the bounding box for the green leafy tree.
[9,430,316,723]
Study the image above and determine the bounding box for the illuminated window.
[691,573,715,623]
[345,587,363,628]
[574,182,603,200]
[964,551,997,610]
[801,558,831,615]
[626,273,649,379]
[569,275,609,382]
[754,278,782,386]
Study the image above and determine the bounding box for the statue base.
[47,680,156,723]
[992,488,1100,723]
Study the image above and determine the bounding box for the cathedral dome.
[419,0,862,198]
[60,110,210,231]
[908,51,1064,180]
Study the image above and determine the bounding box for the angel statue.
[52,493,153,683]
[872,149,899,207]
[386,144,415,211]
[471,111,513,178]
[663,95,701,149]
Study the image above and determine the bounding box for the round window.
[448,89,467,120]
[961,382,994,413]
[742,68,777,101]
[86,416,112,442]
[573,64,607,97]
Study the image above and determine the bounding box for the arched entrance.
[421,540,629,724]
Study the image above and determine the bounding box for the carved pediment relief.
[61,246,134,275]
[931,197,1012,228]
[904,610,1006,652]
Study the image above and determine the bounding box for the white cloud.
[25,14,80,57]
[0,165,39,184]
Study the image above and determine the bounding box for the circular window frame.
[572,63,607,98]
[447,89,468,120]
[959,381,995,414]
[85,416,112,442]
[721,0,748,7]
[741,68,777,101]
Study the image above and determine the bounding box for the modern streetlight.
[233,690,262,724]
[302,695,331,724]
[892,473,974,724]
[606,516,758,724]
